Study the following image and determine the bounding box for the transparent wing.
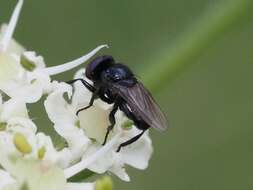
[113,82,168,131]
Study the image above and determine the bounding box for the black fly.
[67,55,168,152]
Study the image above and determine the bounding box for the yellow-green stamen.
[14,133,32,154]
[122,120,133,130]
[95,176,113,190]
[0,122,7,131]
[38,146,46,159]
[20,182,29,190]
[20,54,36,71]
[75,120,81,128]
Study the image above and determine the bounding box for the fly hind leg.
[116,103,149,152]
[116,129,146,152]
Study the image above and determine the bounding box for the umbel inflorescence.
[0,1,153,189]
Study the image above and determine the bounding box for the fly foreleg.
[66,78,95,93]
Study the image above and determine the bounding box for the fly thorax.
[101,65,133,83]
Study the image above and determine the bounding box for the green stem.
[141,0,252,92]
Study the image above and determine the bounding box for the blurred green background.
[1,0,253,189]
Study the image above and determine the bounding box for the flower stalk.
[142,0,252,92]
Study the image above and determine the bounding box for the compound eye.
[103,71,111,80]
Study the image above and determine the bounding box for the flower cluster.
[0,1,153,189]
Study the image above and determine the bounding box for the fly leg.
[66,78,95,93]
[116,103,149,152]
[67,78,97,115]
[76,92,97,116]
[116,130,146,152]
[102,99,121,145]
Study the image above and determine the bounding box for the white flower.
[0,152,96,190]
[0,95,59,164]
[0,150,103,190]
[0,154,66,190]
[44,81,91,166]
[0,1,108,189]
[0,0,154,188]
[0,95,64,190]
[45,69,153,181]
[0,85,97,190]
[0,0,107,103]
[0,95,98,189]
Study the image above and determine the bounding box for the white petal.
[78,100,111,143]
[0,170,15,189]
[57,148,73,168]
[0,99,28,121]
[7,117,37,133]
[13,159,66,190]
[0,54,20,87]
[0,132,17,156]
[66,182,95,190]
[74,68,86,80]
[43,45,108,76]
[0,140,17,172]
[48,81,72,97]
[44,90,76,124]
[1,78,44,103]
[64,133,121,179]
[71,69,91,107]
[28,70,51,95]
[45,83,91,164]
[119,129,153,170]
[36,133,59,163]
[0,54,50,103]
[54,124,90,163]
[109,161,130,182]
[83,144,114,173]
[23,51,46,69]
